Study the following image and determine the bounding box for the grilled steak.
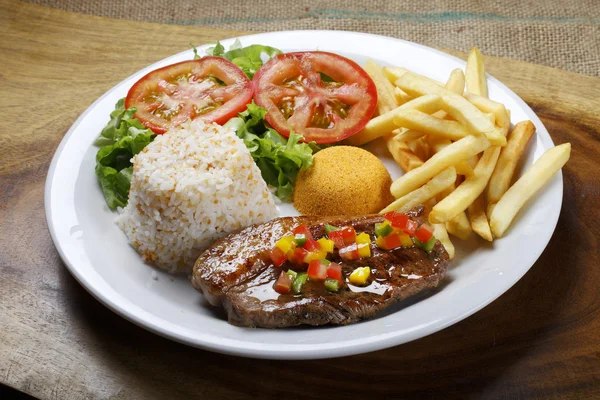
[192,206,449,328]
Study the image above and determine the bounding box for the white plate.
[45,31,562,359]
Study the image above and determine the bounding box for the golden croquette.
[293,146,395,215]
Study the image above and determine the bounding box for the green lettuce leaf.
[225,102,317,202]
[94,99,155,210]
[205,39,282,79]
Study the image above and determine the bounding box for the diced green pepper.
[321,259,331,265]
[294,234,307,246]
[292,273,308,294]
[375,222,394,238]
[324,278,340,292]
[286,269,298,280]
[324,224,340,234]
[414,236,436,252]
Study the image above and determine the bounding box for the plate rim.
[45,30,562,360]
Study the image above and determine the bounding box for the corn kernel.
[276,235,295,253]
[317,238,335,253]
[349,266,371,285]
[356,232,371,244]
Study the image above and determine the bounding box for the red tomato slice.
[252,51,378,144]
[125,57,253,134]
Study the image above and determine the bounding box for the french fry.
[345,94,443,146]
[487,121,536,215]
[465,47,488,97]
[445,212,473,240]
[490,143,571,238]
[429,145,501,224]
[393,128,425,142]
[394,87,412,105]
[396,72,507,146]
[446,69,465,95]
[425,130,474,177]
[437,184,472,240]
[364,59,398,114]
[407,137,431,161]
[385,133,424,172]
[362,60,427,174]
[464,93,509,129]
[434,223,455,259]
[468,194,493,241]
[393,109,469,141]
[390,134,490,198]
[381,167,457,214]
[383,66,409,83]
[425,70,464,123]
[464,48,494,239]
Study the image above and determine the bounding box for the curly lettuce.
[198,39,282,79]
[225,102,318,201]
[94,99,155,210]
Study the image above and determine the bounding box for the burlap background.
[25,0,599,77]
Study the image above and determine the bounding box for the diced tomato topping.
[376,233,406,250]
[328,229,346,249]
[385,212,410,229]
[303,239,322,252]
[404,219,418,236]
[340,226,357,246]
[289,247,308,264]
[330,226,357,249]
[384,233,403,250]
[326,262,343,283]
[274,271,293,294]
[307,260,328,280]
[415,223,435,243]
[339,243,360,261]
[292,225,313,241]
[270,246,287,267]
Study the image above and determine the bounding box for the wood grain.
[1,0,599,399]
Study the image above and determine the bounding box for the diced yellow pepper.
[317,237,335,253]
[375,236,387,250]
[349,267,371,286]
[276,235,296,253]
[399,233,413,248]
[357,242,371,257]
[304,250,327,263]
[356,232,371,244]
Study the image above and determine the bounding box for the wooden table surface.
[1,0,599,398]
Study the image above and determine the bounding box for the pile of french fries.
[346,48,571,259]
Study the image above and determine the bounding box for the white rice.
[116,119,278,273]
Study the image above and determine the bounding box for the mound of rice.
[116,119,278,273]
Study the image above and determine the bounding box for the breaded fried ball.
[293,146,395,215]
